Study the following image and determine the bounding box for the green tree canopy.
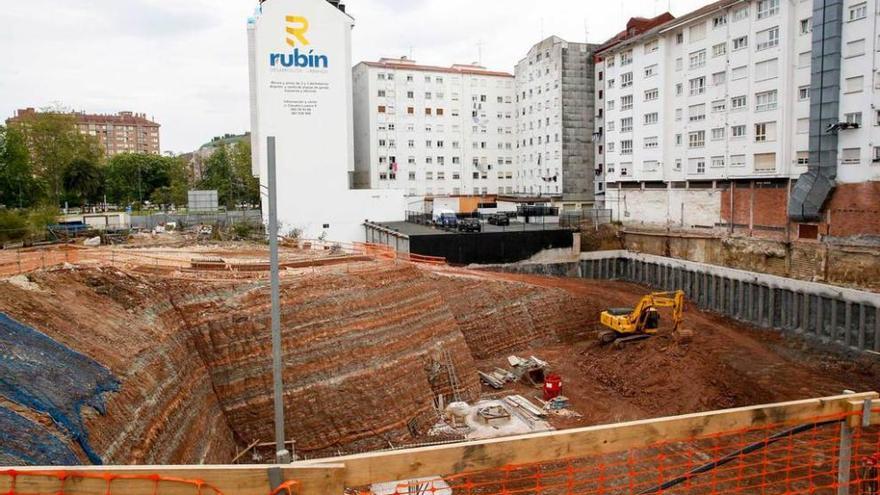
[10,111,103,204]
[105,153,189,206]
[199,141,260,209]
[63,157,104,206]
[0,125,42,208]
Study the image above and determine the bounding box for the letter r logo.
[285,16,310,46]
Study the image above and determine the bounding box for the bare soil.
[470,270,880,430]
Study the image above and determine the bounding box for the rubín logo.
[269,15,329,68]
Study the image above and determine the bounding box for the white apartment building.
[515,37,598,211]
[352,58,517,198]
[595,0,880,225]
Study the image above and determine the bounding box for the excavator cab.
[598,290,689,345]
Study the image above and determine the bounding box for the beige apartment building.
[8,108,161,157]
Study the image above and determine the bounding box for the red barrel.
[543,373,562,400]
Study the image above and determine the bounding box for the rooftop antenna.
[476,40,485,65]
[408,45,413,60]
[584,19,589,44]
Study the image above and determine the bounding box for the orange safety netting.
[0,469,225,495]
[382,411,880,495]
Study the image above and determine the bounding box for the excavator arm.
[598,290,687,343]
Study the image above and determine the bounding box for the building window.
[621,72,633,88]
[712,100,726,112]
[689,49,707,69]
[676,32,684,44]
[847,39,866,57]
[644,64,658,78]
[755,89,777,112]
[798,51,811,68]
[674,159,682,171]
[675,57,683,71]
[644,88,659,101]
[756,27,780,50]
[754,121,777,142]
[730,154,746,167]
[874,147,880,163]
[675,134,682,146]
[797,151,809,165]
[797,118,809,134]
[644,137,658,149]
[377,90,386,97]
[713,14,728,28]
[733,6,749,21]
[644,40,659,53]
[689,77,706,96]
[688,103,706,122]
[688,131,705,148]
[644,112,659,125]
[711,156,725,168]
[689,157,706,174]
[607,121,615,131]
[377,105,386,113]
[712,71,727,86]
[712,43,727,57]
[754,152,777,172]
[731,95,747,110]
[732,65,748,80]
[690,23,706,42]
[621,140,633,154]
[621,95,633,110]
[711,127,726,140]
[620,50,633,65]
[675,83,683,96]
[675,108,683,121]
[732,125,747,138]
[846,76,864,93]
[800,18,812,35]
[798,86,810,101]
[755,58,779,81]
[850,2,867,21]
[845,112,863,126]
[643,160,659,171]
[733,36,748,50]
[621,117,633,132]
[757,0,779,19]
[842,148,861,164]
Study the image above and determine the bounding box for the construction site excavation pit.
[1,244,879,466]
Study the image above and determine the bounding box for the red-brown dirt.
[471,269,880,429]
[1,248,878,466]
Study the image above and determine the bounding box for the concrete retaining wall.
[494,250,880,354]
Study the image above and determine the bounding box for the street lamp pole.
[267,136,291,464]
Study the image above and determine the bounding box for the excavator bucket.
[674,327,695,343]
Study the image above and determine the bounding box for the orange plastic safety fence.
[268,480,301,495]
[0,469,225,495]
[382,412,880,495]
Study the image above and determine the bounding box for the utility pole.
[267,136,291,464]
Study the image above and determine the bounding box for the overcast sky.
[0,0,709,154]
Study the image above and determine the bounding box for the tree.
[10,111,103,205]
[63,158,104,207]
[230,140,260,207]
[0,125,42,208]
[105,153,178,206]
[198,140,260,209]
[199,144,235,208]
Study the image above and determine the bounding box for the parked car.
[487,213,510,226]
[458,218,482,232]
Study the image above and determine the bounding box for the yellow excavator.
[598,290,692,345]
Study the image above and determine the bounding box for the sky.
[0,0,710,154]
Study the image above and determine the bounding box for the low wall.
[410,230,574,265]
[493,251,880,355]
[621,230,880,291]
